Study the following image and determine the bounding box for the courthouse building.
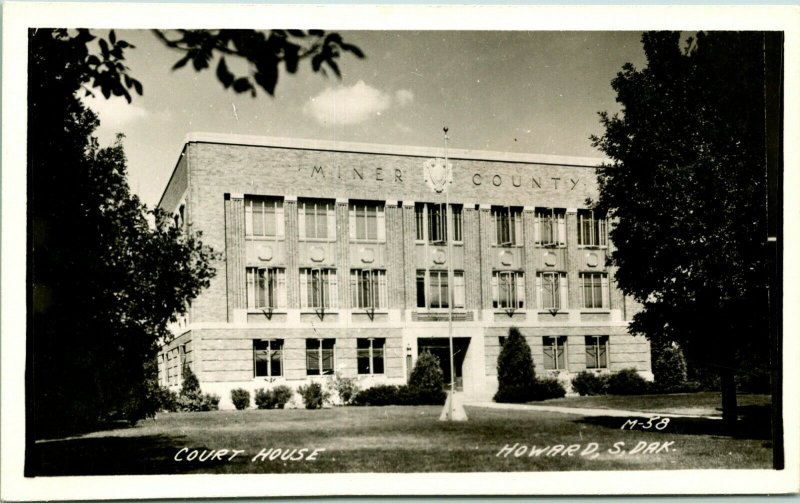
[157,133,651,408]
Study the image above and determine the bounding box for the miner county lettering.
[495,441,675,458]
[174,447,326,463]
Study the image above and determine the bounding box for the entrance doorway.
[417,338,470,391]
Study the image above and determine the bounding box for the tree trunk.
[720,368,738,432]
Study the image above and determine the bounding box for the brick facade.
[157,134,651,408]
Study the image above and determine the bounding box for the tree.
[153,29,364,96]
[591,32,772,428]
[408,351,446,405]
[494,327,536,403]
[28,27,364,445]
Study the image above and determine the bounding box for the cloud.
[395,89,414,106]
[304,81,414,126]
[84,94,149,128]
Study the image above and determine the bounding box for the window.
[535,208,566,247]
[246,267,286,309]
[357,338,385,374]
[429,270,449,309]
[254,339,283,377]
[492,271,525,309]
[174,203,186,230]
[299,199,334,240]
[350,269,388,309]
[580,272,609,309]
[585,336,609,369]
[537,271,567,310]
[416,270,465,309]
[306,339,335,375]
[452,205,463,242]
[577,209,607,247]
[543,336,567,370]
[414,203,463,243]
[492,206,523,246]
[245,196,283,237]
[349,201,385,241]
[416,270,426,308]
[300,268,338,309]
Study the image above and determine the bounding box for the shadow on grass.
[576,404,772,441]
[29,434,226,476]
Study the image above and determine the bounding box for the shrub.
[352,385,402,406]
[254,388,276,409]
[157,386,179,412]
[297,382,330,409]
[201,393,220,411]
[328,373,360,406]
[230,388,250,410]
[408,386,446,405]
[178,392,220,412]
[530,377,567,401]
[494,327,536,403]
[571,371,609,396]
[408,352,445,393]
[605,368,649,395]
[272,385,293,408]
[407,351,447,405]
[180,363,201,398]
[175,364,220,411]
[651,342,688,391]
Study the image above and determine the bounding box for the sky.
[86,30,648,207]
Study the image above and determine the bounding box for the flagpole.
[444,127,456,421]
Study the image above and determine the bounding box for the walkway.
[462,399,722,420]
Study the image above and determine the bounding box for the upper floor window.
[300,268,338,309]
[492,271,525,309]
[299,199,335,240]
[534,208,566,247]
[577,209,607,248]
[357,338,385,375]
[416,270,465,309]
[350,269,388,309]
[254,339,283,377]
[543,336,567,370]
[349,201,385,242]
[415,203,463,243]
[585,335,609,369]
[245,196,284,237]
[580,272,609,309]
[492,206,523,246]
[173,203,186,230]
[246,267,287,309]
[536,271,568,310]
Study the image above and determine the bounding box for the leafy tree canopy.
[591,31,772,423]
[28,27,363,440]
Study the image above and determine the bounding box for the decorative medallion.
[586,252,599,268]
[543,252,557,267]
[257,245,273,261]
[360,247,375,264]
[423,158,453,193]
[500,250,514,266]
[310,246,325,263]
[432,249,446,265]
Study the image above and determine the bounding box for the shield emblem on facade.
[424,158,452,193]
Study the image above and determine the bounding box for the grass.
[30,400,773,475]
[535,392,771,417]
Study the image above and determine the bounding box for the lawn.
[30,401,773,475]
[535,392,771,417]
